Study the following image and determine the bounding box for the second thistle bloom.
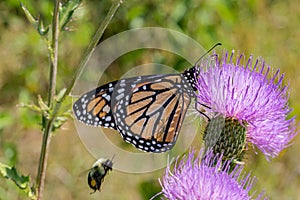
[196,51,297,160]
[158,149,266,200]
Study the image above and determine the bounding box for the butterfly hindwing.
[112,74,192,152]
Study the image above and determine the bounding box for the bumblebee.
[88,156,114,193]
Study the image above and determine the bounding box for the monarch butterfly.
[88,156,114,193]
[73,44,221,153]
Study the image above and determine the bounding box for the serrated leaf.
[6,167,29,189]
[0,162,36,199]
[59,0,82,31]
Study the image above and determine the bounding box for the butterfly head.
[182,66,199,91]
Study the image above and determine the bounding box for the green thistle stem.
[36,1,60,199]
[35,1,123,199]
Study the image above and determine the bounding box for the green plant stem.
[66,0,123,97]
[36,0,60,199]
[51,0,123,125]
[50,0,123,140]
[36,119,54,200]
[35,1,123,199]
[48,1,60,106]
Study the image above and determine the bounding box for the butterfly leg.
[195,101,211,121]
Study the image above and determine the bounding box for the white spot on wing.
[117,88,125,93]
[103,105,110,113]
[116,93,124,101]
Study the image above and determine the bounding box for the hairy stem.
[36,0,60,199]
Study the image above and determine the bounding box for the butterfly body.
[73,66,199,152]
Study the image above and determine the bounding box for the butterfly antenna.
[195,43,222,66]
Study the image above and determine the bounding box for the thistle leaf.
[0,162,36,199]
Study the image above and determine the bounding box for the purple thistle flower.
[157,149,266,200]
[196,50,297,159]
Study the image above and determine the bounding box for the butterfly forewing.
[73,81,118,130]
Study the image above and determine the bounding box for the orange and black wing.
[73,73,194,152]
[112,74,193,152]
[73,80,118,130]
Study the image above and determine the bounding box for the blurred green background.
[0,0,299,199]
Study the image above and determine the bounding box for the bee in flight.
[88,156,114,193]
[73,44,221,153]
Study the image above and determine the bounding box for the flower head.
[158,149,266,200]
[196,51,297,159]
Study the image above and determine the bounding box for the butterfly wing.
[111,74,192,152]
[72,75,169,128]
[73,73,193,152]
[73,81,118,130]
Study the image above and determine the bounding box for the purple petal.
[195,51,297,159]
